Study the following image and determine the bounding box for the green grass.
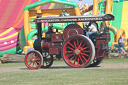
[103,58,128,62]
[0,59,128,85]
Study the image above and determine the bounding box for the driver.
[86,22,98,38]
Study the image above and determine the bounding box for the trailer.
[24,14,114,69]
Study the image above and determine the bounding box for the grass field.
[0,59,128,85]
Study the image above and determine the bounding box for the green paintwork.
[108,31,115,46]
[19,26,26,48]
[111,2,123,29]
[110,2,123,45]
[0,46,22,57]
[24,0,78,11]
[109,2,123,45]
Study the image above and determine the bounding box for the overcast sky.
[69,0,93,5]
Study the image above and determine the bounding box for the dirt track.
[0,60,128,73]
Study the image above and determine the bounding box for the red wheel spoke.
[74,41,77,48]
[67,53,74,58]
[81,55,87,61]
[82,51,90,53]
[29,62,32,66]
[78,41,83,48]
[68,42,75,48]
[69,56,74,61]
[77,38,79,47]
[27,60,31,62]
[81,42,86,48]
[79,55,84,64]
[73,55,77,64]
[77,57,79,65]
[34,62,38,66]
[66,47,75,51]
[66,51,74,53]
[33,62,35,67]
[82,47,88,50]
[35,58,41,61]
[81,53,89,57]
[36,61,41,64]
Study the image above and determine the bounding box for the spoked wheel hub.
[75,49,80,55]
[62,35,95,68]
[31,58,36,62]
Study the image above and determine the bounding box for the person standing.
[118,35,126,53]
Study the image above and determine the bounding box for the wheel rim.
[25,50,42,69]
[41,52,53,68]
[63,35,93,67]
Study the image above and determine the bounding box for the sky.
[69,0,93,5]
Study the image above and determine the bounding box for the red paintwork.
[41,40,62,48]
[51,34,63,42]
[63,24,83,40]
[95,33,110,59]
[49,47,59,55]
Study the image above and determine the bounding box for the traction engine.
[24,14,114,69]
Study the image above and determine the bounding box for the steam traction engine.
[25,14,114,69]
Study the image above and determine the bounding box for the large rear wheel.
[62,35,95,68]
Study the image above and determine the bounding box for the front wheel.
[25,50,43,69]
[62,35,95,68]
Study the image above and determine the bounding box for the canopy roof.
[36,14,114,23]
